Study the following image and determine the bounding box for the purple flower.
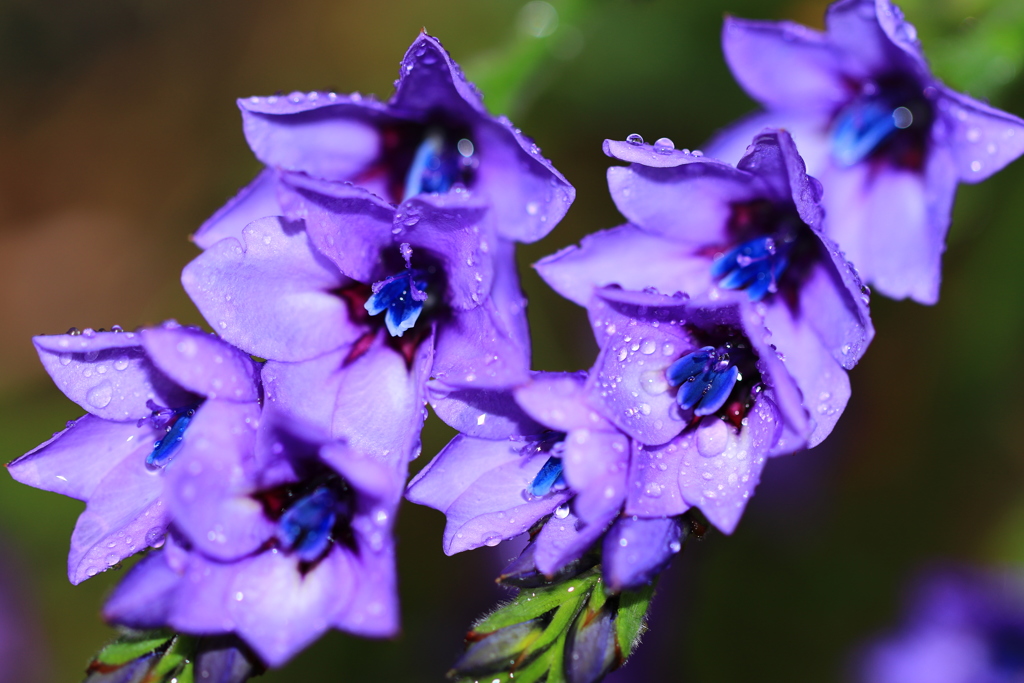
[192,32,573,250]
[706,0,1024,303]
[857,568,1024,683]
[184,183,532,458]
[537,130,861,448]
[103,412,401,667]
[7,324,260,585]
[409,371,683,592]
[582,288,810,533]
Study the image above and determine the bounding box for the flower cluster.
[7,1,1024,681]
[9,31,579,672]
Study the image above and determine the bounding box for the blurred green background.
[1,0,1024,680]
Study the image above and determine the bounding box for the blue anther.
[712,236,792,301]
[666,346,715,386]
[667,349,740,416]
[403,129,463,201]
[145,407,195,470]
[529,456,566,497]
[830,96,903,167]
[277,486,338,562]
[365,269,429,337]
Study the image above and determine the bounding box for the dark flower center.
[988,620,1024,675]
[402,127,476,201]
[524,433,568,498]
[830,76,933,170]
[142,400,201,471]
[254,471,355,571]
[710,199,817,302]
[365,122,476,204]
[363,242,445,339]
[666,327,761,428]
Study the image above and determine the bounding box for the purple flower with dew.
[857,568,1024,683]
[104,411,401,667]
[184,184,532,454]
[536,129,866,446]
[192,32,573,250]
[706,0,1024,303]
[582,287,810,534]
[408,371,686,592]
[6,324,259,585]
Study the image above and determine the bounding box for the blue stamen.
[277,487,338,563]
[145,407,196,470]
[529,456,566,497]
[403,129,465,201]
[365,264,429,337]
[830,96,902,167]
[712,235,793,301]
[666,346,714,386]
[667,349,740,416]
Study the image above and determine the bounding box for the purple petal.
[761,304,852,448]
[532,506,617,577]
[602,516,683,591]
[585,317,693,446]
[193,169,283,250]
[626,437,690,518]
[34,332,190,422]
[606,154,757,242]
[182,216,359,361]
[240,93,390,183]
[796,241,874,369]
[229,547,354,667]
[397,193,493,310]
[141,326,259,402]
[431,303,530,390]
[825,0,924,79]
[722,16,850,112]
[487,238,531,357]
[103,550,178,628]
[281,179,395,283]
[427,383,545,439]
[331,538,399,637]
[393,34,574,243]
[677,409,776,534]
[724,15,851,111]
[705,110,832,171]
[740,129,824,223]
[602,139,711,168]
[320,441,400,507]
[472,115,575,244]
[67,455,167,584]
[407,434,567,554]
[168,551,240,634]
[513,372,615,433]
[263,336,431,469]
[8,415,148,501]
[164,401,271,562]
[936,87,1024,183]
[822,144,957,303]
[391,33,487,119]
[535,225,707,308]
[562,429,629,525]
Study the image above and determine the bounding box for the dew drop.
[653,137,674,153]
[86,382,113,409]
[626,133,644,145]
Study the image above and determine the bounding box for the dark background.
[1,0,1023,680]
